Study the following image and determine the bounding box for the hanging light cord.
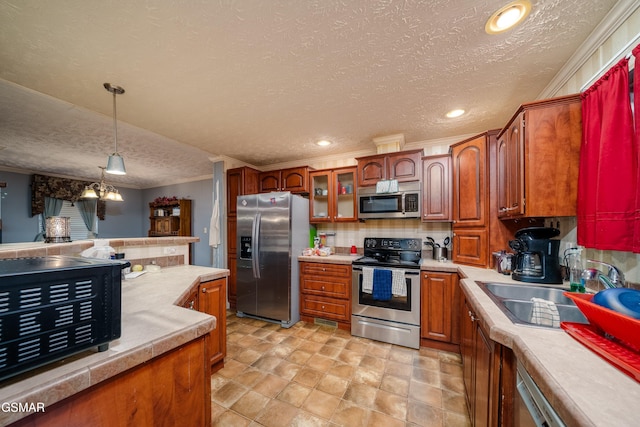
[112,88,118,154]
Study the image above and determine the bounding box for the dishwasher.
[515,361,566,427]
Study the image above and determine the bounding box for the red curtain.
[577,57,637,251]
[634,46,640,253]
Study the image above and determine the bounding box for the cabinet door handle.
[321,305,325,310]
[423,274,428,279]
[321,286,325,291]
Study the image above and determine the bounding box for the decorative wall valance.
[31,174,106,220]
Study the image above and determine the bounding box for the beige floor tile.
[343,382,377,408]
[211,381,248,408]
[215,313,470,427]
[252,373,289,398]
[444,410,472,427]
[374,389,407,420]
[369,410,406,427]
[441,373,465,394]
[293,366,324,388]
[316,374,349,397]
[407,401,444,427]
[386,359,414,378]
[272,359,302,380]
[234,368,266,388]
[412,366,442,387]
[288,349,313,364]
[352,366,383,388]
[380,374,410,397]
[290,410,332,427]
[255,399,299,427]
[409,379,443,408]
[331,400,371,426]
[212,409,251,427]
[278,382,313,407]
[442,389,468,414]
[235,348,263,365]
[329,362,355,379]
[359,354,386,372]
[302,389,341,419]
[306,353,335,371]
[230,390,270,419]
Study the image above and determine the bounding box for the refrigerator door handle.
[252,212,261,279]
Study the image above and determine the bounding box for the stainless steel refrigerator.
[236,192,309,328]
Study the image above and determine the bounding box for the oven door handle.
[352,266,420,275]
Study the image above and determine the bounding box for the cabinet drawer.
[301,294,350,321]
[300,262,351,278]
[301,277,349,299]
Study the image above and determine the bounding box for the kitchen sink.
[476,281,588,328]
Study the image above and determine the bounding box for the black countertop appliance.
[0,256,128,381]
[510,227,563,284]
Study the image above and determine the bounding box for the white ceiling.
[0,0,620,188]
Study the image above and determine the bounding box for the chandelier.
[104,83,126,175]
[81,167,124,201]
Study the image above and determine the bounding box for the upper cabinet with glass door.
[309,167,357,223]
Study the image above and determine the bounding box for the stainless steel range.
[351,237,422,349]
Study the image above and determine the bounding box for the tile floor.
[211,312,471,426]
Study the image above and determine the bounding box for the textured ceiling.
[0,0,619,188]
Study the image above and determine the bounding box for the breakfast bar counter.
[0,264,228,426]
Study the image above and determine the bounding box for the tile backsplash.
[317,217,640,286]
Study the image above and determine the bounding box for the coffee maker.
[509,227,563,284]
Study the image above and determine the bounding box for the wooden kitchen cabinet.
[460,286,514,427]
[451,135,487,228]
[148,199,192,237]
[12,337,211,427]
[421,154,452,221]
[355,149,423,186]
[227,166,260,216]
[450,133,490,267]
[300,262,351,330]
[449,130,521,269]
[226,166,259,309]
[309,167,357,223]
[496,94,581,218]
[177,277,227,373]
[258,166,311,193]
[199,278,227,372]
[420,271,459,352]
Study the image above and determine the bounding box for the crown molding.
[538,0,640,98]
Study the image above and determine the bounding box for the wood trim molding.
[538,0,640,98]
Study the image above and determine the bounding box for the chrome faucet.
[585,260,626,289]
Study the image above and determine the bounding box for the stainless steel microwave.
[357,181,421,219]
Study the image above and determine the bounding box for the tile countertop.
[0,264,228,426]
[300,255,640,426]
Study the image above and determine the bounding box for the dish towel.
[362,267,374,294]
[209,180,221,248]
[530,298,560,327]
[372,269,392,301]
[392,270,407,297]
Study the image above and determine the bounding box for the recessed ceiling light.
[316,140,332,146]
[446,109,465,118]
[485,0,532,34]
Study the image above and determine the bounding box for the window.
[38,201,97,240]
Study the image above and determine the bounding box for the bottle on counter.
[567,249,584,292]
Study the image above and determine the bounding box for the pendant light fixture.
[81,166,124,201]
[104,83,127,175]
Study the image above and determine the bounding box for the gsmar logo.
[1,402,45,413]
